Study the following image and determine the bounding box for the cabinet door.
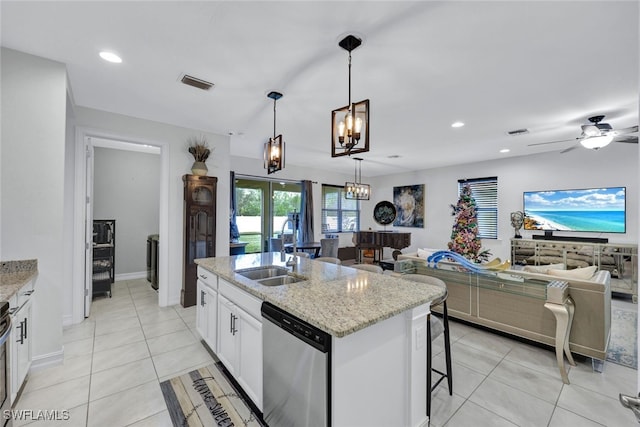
[217,295,237,375]
[204,287,218,352]
[196,280,208,339]
[236,309,263,410]
[17,298,32,388]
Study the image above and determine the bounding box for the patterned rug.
[606,306,638,369]
[160,363,263,427]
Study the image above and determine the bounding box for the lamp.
[264,91,285,174]
[331,35,370,158]
[345,157,370,200]
[580,134,614,150]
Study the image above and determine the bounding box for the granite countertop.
[0,259,38,301]
[195,253,445,338]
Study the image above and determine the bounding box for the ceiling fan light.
[580,135,614,150]
[582,124,601,137]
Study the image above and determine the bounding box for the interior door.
[84,140,94,317]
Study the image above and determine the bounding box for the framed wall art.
[393,184,424,228]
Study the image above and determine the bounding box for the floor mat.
[606,307,638,369]
[160,364,263,426]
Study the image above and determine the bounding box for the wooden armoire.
[182,174,217,307]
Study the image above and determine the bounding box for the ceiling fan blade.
[614,135,638,144]
[560,145,580,154]
[615,125,639,135]
[528,138,577,147]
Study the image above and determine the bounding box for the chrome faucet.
[280,216,298,263]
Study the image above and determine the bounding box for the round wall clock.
[373,201,397,225]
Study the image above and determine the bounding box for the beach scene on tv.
[523,187,626,233]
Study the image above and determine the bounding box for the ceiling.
[2,1,638,177]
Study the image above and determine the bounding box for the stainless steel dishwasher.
[261,302,331,427]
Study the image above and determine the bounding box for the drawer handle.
[22,290,34,296]
[199,274,208,280]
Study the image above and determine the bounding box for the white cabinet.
[9,280,35,404]
[217,279,263,411]
[196,280,218,352]
[217,295,237,372]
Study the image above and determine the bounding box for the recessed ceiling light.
[500,148,510,153]
[451,121,465,128]
[99,51,122,63]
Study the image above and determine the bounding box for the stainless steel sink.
[257,275,306,287]
[235,266,290,280]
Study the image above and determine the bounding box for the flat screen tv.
[523,186,626,234]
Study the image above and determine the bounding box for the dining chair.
[351,264,383,274]
[270,238,283,252]
[320,238,339,258]
[315,257,342,265]
[402,274,452,419]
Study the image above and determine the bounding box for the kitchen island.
[195,253,445,427]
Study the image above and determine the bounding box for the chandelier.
[331,35,370,158]
[345,157,370,200]
[264,91,285,174]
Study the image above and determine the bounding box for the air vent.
[507,128,529,136]
[180,74,214,91]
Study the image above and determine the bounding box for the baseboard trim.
[31,349,64,372]
[62,314,74,327]
[115,271,147,281]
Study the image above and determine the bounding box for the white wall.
[366,144,638,261]
[73,106,230,306]
[93,147,160,276]
[1,48,66,361]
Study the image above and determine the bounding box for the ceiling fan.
[529,115,638,153]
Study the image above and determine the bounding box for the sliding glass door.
[234,177,301,253]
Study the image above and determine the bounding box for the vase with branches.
[187,135,212,176]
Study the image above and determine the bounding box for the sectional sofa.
[396,253,611,362]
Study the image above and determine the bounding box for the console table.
[511,238,638,302]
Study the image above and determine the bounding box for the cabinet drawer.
[197,266,217,289]
[10,279,35,312]
[219,279,262,320]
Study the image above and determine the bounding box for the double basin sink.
[235,265,307,287]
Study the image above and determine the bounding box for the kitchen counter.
[195,252,444,337]
[0,259,37,301]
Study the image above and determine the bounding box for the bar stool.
[290,251,310,258]
[403,274,452,419]
[315,257,342,265]
[351,264,383,274]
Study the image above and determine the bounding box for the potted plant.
[187,135,211,176]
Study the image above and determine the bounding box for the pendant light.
[331,34,370,158]
[264,91,285,174]
[345,157,370,200]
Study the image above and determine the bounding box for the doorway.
[73,129,169,323]
[234,177,301,253]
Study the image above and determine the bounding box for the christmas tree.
[448,184,490,263]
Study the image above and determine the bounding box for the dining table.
[284,241,322,258]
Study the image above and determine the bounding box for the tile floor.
[10,279,639,426]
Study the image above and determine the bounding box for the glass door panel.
[235,178,301,253]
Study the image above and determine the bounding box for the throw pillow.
[417,248,440,259]
[547,265,597,280]
[523,263,566,274]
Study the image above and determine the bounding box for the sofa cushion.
[522,263,565,274]
[547,265,597,280]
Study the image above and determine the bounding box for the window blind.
[458,177,498,239]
